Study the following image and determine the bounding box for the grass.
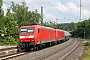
[83,46,90,60]
[79,40,90,60]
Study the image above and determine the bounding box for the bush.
[84,42,90,46]
[0,36,18,46]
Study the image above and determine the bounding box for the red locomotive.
[17,25,70,51]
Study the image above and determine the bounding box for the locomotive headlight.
[29,35,34,38]
[20,36,25,38]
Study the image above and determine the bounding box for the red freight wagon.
[18,25,56,51]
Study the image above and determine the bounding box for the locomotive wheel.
[17,46,23,52]
[38,45,43,50]
[60,40,63,43]
[17,46,19,52]
[54,41,57,45]
[35,45,39,51]
[33,45,36,51]
[51,42,54,46]
[49,42,52,46]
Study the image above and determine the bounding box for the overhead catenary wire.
[45,0,69,20]
[32,0,54,22]
[60,0,79,21]
[3,0,73,23]
[3,0,67,20]
[46,0,64,16]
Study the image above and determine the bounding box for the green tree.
[0,0,4,31]
[1,9,19,45]
[72,19,90,39]
[72,22,84,38]
[84,19,90,39]
[10,1,41,26]
[66,22,75,31]
[0,0,4,43]
[11,2,29,26]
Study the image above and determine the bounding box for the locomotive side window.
[28,28,34,33]
[20,28,27,34]
[38,28,40,33]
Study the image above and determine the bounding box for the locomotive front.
[19,27,34,42]
[17,26,35,51]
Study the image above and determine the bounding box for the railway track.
[44,38,81,60]
[58,39,80,60]
[33,38,77,60]
[0,52,27,60]
[0,38,81,60]
[0,47,17,57]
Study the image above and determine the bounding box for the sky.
[2,0,90,23]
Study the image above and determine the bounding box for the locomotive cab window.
[20,28,34,34]
[20,28,27,34]
[28,28,34,33]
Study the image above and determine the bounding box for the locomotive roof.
[40,26,54,30]
[20,25,54,30]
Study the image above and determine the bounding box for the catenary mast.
[80,0,83,21]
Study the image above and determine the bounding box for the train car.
[17,25,56,51]
[58,30,65,40]
[59,30,65,42]
[17,25,71,52]
[63,30,71,40]
[55,29,65,43]
[55,29,59,41]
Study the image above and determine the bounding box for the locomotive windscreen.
[20,28,34,34]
